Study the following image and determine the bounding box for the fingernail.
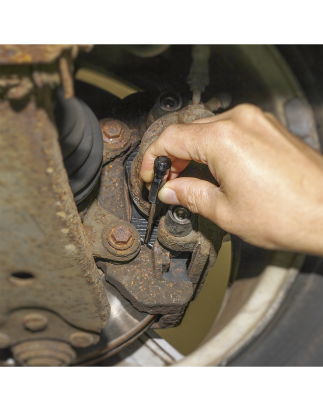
[159,187,180,204]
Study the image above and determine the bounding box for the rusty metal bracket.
[98,245,194,317]
[0,46,110,358]
[83,201,141,262]
[0,308,100,350]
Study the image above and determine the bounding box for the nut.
[0,332,11,349]
[100,119,131,154]
[69,332,95,348]
[112,225,132,243]
[108,225,134,250]
[102,120,122,140]
[23,313,48,331]
[101,223,141,259]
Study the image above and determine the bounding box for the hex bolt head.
[0,332,11,349]
[102,120,122,140]
[100,119,131,155]
[23,313,48,331]
[107,225,135,250]
[69,332,95,348]
[112,225,133,244]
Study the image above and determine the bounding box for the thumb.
[158,177,225,224]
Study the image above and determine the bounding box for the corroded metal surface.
[0,69,110,336]
[98,156,132,221]
[83,101,224,329]
[0,46,227,364]
[12,339,77,367]
[101,119,131,153]
[108,225,134,248]
[158,215,199,252]
[100,118,140,165]
[83,201,141,262]
[23,313,48,331]
[120,102,225,327]
[158,211,223,298]
[0,45,91,65]
[98,246,193,316]
[0,308,99,347]
[69,332,96,348]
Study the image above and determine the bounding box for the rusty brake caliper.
[0,45,229,366]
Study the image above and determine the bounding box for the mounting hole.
[159,92,182,112]
[162,96,177,109]
[10,272,35,285]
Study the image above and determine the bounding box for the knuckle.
[182,182,215,215]
[183,185,200,214]
[209,119,237,144]
[234,103,264,122]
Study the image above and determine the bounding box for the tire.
[228,46,323,366]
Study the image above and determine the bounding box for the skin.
[140,104,323,256]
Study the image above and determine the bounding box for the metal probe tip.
[144,203,156,244]
[144,156,171,245]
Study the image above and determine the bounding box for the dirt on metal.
[0,49,110,345]
[0,45,91,65]
[11,339,77,367]
[98,245,193,316]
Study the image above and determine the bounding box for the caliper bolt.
[23,313,48,331]
[112,225,132,243]
[69,332,95,348]
[102,120,122,141]
[100,119,130,155]
[0,332,11,349]
[107,225,135,250]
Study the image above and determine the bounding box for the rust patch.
[98,246,193,316]
[83,201,141,261]
[100,118,131,157]
[0,78,110,336]
[98,156,131,221]
[108,225,134,250]
[0,45,92,65]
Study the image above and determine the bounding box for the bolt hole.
[159,92,182,112]
[10,272,35,285]
[173,206,191,222]
[162,97,177,109]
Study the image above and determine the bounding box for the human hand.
[140,104,323,255]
